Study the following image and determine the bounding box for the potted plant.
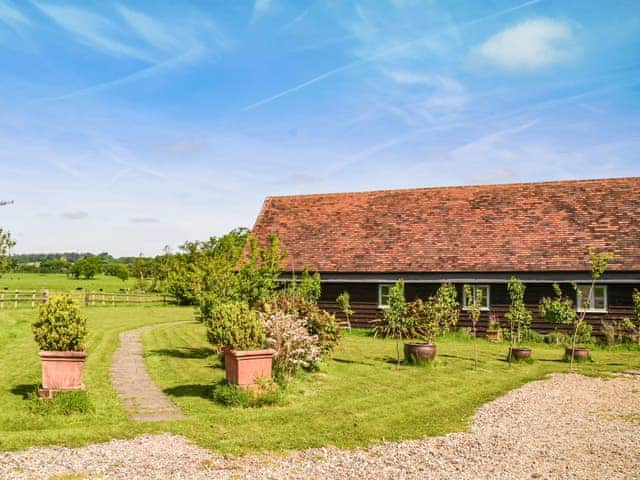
[31,294,88,398]
[403,283,459,364]
[505,277,533,361]
[204,301,275,387]
[486,313,502,342]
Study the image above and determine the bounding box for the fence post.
[31,291,36,308]
[14,289,18,309]
[111,294,115,306]
[84,290,89,307]
[42,289,49,304]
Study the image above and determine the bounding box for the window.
[378,284,393,308]
[462,285,490,311]
[576,285,607,312]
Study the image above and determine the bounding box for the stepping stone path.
[110,323,186,422]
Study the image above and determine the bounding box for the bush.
[211,378,283,407]
[32,295,87,351]
[28,390,94,415]
[262,311,321,380]
[263,294,341,356]
[204,301,265,353]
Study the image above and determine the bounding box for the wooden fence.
[0,289,172,309]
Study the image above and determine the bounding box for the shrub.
[32,295,87,351]
[487,313,501,332]
[263,294,341,356]
[405,284,459,344]
[286,268,322,304]
[211,378,283,407]
[336,291,353,330]
[262,311,321,380]
[204,301,265,353]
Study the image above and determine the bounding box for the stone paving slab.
[110,323,187,422]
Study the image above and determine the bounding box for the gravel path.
[110,323,186,422]
[1,373,639,479]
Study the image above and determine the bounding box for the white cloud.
[0,0,30,27]
[34,2,154,61]
[471,18,576,71]
[386,70,469,111]
[117,5,178,53]
[253,0,271,17]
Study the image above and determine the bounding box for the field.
[1,305,638,453]
[0,273,137,292]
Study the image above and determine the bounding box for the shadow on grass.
[331,358,376,367]
[10,384,38,399]
[164,384,212,399]
[149,347,216,359]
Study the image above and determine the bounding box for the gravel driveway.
[1,373,639,479]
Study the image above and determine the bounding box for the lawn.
[0,306,194,451]
[0,273,136,292]
[1,308,638,453]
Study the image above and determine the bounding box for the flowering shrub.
[262,294,341,356]
[262,311,321,380]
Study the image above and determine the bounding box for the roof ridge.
[264,176,639,201]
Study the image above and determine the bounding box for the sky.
[0,0,638,257]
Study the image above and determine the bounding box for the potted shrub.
[540,283,578,354]
[31,294,88,398]
[486,313,502,342]
[204,301,275,387]
[505,277,533,361]
[401,283,459,365]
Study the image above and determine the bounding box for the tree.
[372,280,411,370]
[0,227,15,275]
[463,284,483,369]
[104,263,129,282]
[237,233,285,308]
[70,257,103,279]
[336,291,353,330]
[625,289,640,345]
[505,277,533,362]
[539,284,576,344]
[287,268,321,304]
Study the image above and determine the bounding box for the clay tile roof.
[251,177,640,273]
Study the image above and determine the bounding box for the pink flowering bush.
[261,311,321,380]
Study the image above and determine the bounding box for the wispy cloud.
[243,0,542,110]
[471,18,576,71]
[129,216,159,224]
[48,159,81,177]
[34,2,154,62]
[116,5,178,54]
[61,211,88,220]
[0,0,30,28]
[386,70,469,111]
[253,0,272,18]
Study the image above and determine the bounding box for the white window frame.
[462,285,490,311]
[576,284,608,313]
[378,284,393,309]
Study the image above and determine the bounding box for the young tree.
[372,280,411,370]
[505,277,533,362]
[539,284,576,344]
[336,291,353,331]
[463,285,483,369]
[626,289,640,345]
[569,247,614,369]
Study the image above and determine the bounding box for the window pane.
[478,286,489,309]
[577,285,591,310]
[380,285,391,306]
[593,286,606,310]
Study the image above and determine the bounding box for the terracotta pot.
[39,350,87,398]
[224,348,276,387]
[486,330,502,342]
[404,343,437,364]
[508,347,532,361]
[565,347,589,360]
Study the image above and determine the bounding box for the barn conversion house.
[251,177,640,334]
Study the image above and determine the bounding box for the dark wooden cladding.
[319,281,640,334]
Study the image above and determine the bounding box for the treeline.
[7,228,262,300]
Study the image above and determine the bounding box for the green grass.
[1,307,638,454]
[142,324,640,454]
[0,273,136,292]
[0,305,194,450]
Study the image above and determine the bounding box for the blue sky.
[0,0,638,256]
